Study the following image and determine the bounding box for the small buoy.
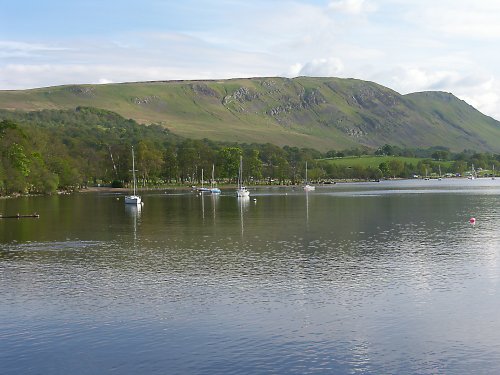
[469,217,476,224]
[253,198,257,202]
[116,197,119,200]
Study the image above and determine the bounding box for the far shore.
[0,176,490,200]
[79,176,478,194]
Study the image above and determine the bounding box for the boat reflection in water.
[125,203,142,242]
[238,195,250,236]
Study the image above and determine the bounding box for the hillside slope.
[0,77,499,152]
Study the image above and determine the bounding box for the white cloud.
[0,40,68,58]
[368,65,500,119]
[454,78,500,119]
[287,63,303,77]
[328,0,376,14]
[384,67,458,93]
[394,0,500,38]
[426,9,500,38]
[0,40,66,52]
[294,58,344,77]
[196,2,337,55]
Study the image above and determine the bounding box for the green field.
[322,155,453,169]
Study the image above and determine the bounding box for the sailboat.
[236,156,250,197]
[210,164,221,194]
[468,163,476,180]
[124,146,142,205]
[493,164,496,180]
[438,165,442,180]
[197,168,211,193]
[303,161,315,191]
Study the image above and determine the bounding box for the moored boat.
[125,146,142,205]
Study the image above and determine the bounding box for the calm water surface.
[1,179,499,374]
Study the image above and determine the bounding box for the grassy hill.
[0,77,499,152]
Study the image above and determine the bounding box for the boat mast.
[212,164,215,188]
[239,156,243,189]
[132,146,137,195]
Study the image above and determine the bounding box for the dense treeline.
[0,107,499,195]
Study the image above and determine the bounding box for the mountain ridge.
[0,76,499,152]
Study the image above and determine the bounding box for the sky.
[1,0,500,119]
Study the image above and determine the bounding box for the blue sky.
[2,0,500,119]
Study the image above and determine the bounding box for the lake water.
[1,179,499,374]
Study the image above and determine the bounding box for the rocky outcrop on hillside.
[67,86,95,97]
[190,83,220,98]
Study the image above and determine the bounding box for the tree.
[49,157,81,189]
[8,143,30,177]
[325,150,337,158]
[177,140,201,183]
[245,149,262,182]
[274,155,289,184]
[432,150,450,161]
[388,159,404,178]
[367,166,383,180]
[378,162,390,177]
[162,146,178,183]
[453,160,467,175]
[28,153,59,193]
[218,147,242,181]
[137,140,164,184]
[417,160,432,177]
[0,162,5,194]
[308,166,325,181]
[376,144,394,156]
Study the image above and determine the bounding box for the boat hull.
[236,188,250,197]
[125,195,142,205]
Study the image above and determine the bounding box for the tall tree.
[137,140,165,184]
[162,146,178,183]
[218,147,242,181]
[245,149,262,182]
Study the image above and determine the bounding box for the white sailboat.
[197,168,211,193]
[125,146,142,205]
[303,161,315,191]
[210,164,221,194]
[468,163,476,180]
[438,165,442,180]
[236,156,250,197]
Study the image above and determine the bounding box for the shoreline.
[0,176,493,199]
